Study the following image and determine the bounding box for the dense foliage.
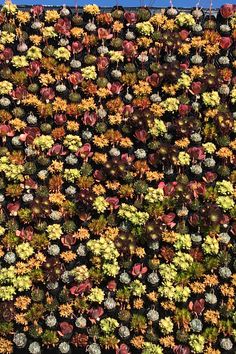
[0,1,236,353]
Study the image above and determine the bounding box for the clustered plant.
[0,1,235,353]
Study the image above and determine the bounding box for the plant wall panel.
[0,2,236,354]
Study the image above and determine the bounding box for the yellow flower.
[178,152,191,166]
[189,66,204,79]
[92,152,108,164]
[34,135,54,151]
[14,296,31,310]
[11,55,28,68]
[136,21,154,36]
[52,97,67,112]
[60,251,77,263]
[49,192,66,205]
[2,0,17,14]
[59,303,74,317]
[162,84,178,96]
[108,113,122,125]
[93,184,106,195]
[93,135,109,148]
[178,44,191,55]
[45,10,60,22]
[26,46,42,60]
[15,313,28,326]
[16,243,34,261]
[204,44,220,57]
[74,228,90,240]
[204,310,220,325]
[0,81,13,95]
[67,121,80,131]
[120,137,133,148]
[159,336,175,348]
[133,81,152,96]
[16,10,30,23]
[47,224,63,240]
[78,97,96,111]
[203,142,216,154]
[133,298,144,309]
[130,336,145,349]
[216,196,235,210]
[0,32,15,44]
[231,85,236,103]
[48,160,64,173]
[175,138,190,148]
[150,13,166,26]
[135,247,146,258]
[202,91,220,107]
[204,348,220,354]
[88,287,105,303]
[39,73,56,86]
[175,12,195,27]
[160,97,179,112]
[147,291,158,302]
[0,337,13,354]
[54,47,71,61]
[10,118,26,131]
[162,231,177,243]
[178,73,192,88]
[191,37,207,48]
[81,65,97,80]
[109,50,124,63]
[216,147,233,159]
[220,284,234,297]
[190,282,206,293]
[29,35,42,46]
[106,181,120,190]
[229,139,236,150]
[150,103,165,117]
[70,27,84,38]
[112,21,124,33]
[42,26,57,38]
[15,262,31,275]
[137,37,153,48]
[97,88,110,98]
[72,265,89,282]
[146,171,164,181]
[204,274,219,287]
[83,4,100,15]
[163,19,177,31]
